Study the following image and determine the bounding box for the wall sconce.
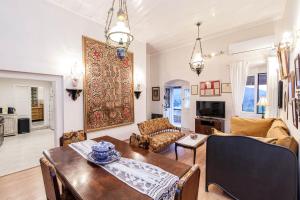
[66,62,83,101]
[134,84,142,99]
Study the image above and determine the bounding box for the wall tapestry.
[200,80,221,96]
[83,36,134,132]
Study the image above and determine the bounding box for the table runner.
[69,140,179,200]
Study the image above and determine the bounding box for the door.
[14,85,31,119]
[181,86,191,130]
[171,87,182,127]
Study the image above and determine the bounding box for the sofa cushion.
[266,127,289,139]
[138,118,174,136]
[270,119,289,131]
[212,128,277,144]
[266,119,290,139]
[276,136,298,154]
[231,117,274,137]
[149,131,185,152]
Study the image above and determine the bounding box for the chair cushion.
[150,132,184,152]
[231,117,274,137]
[138,118,174,135]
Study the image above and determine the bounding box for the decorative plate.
[87,150,121,165]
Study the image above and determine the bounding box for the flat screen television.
[196,101,225,118]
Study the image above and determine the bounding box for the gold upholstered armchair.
[59,130,87,147]
[137,118,185,152]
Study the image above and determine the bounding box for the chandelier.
[105,0,134,59]
[189,22,205,76]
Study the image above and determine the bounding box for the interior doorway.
[164,79,190,129]
[0,71,63,177]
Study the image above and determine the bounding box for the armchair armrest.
[129,133,150,149]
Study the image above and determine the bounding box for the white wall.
[275,0,300,140]
[149,22,275,132]
[0,0,147,141]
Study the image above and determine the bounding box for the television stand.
[195,117,225,135]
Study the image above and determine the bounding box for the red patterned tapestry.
[83,36,134,132]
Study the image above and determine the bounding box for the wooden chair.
[59,130,87,147]
[40,157,75,200]
[175,164,200,200]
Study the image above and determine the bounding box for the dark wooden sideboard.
[195,117,225,135]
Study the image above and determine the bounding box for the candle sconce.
[66,62,83,101]
[66,89,82,101]
[134,84,142,99]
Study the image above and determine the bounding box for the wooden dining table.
[43,136,191,200]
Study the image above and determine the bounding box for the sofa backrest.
[137,118,174,136]
[230,117,274,137]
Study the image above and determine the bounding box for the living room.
[0,0,299,200]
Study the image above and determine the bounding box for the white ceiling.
[45,0,287,54]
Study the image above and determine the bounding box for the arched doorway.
[164,79,190,129]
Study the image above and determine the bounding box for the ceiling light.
[105,0,134,59]
[189,22,205,76]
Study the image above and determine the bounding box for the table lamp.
[257,97,269,119]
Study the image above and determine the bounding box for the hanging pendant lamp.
[189,22,205,76]
[105,0,134,59]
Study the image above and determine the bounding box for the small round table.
[175,133,208,164]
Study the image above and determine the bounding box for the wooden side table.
[175,134,208,164]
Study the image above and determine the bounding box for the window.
[257,73,267,114]
[242,76,255,112]
[242,73,268,114]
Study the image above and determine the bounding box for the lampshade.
[257,97,269,106]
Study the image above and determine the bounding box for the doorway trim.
[0,70,64,146]
[164,79,191,130]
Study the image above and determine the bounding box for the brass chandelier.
[189,22,205,76]
[105,0,134,59]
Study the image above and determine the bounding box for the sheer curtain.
[230,61,249,116]
[266,57,279,118]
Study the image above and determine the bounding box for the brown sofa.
[206,117,299,200]
[137,118,185,152]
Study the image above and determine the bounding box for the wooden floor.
[0,142,231,200]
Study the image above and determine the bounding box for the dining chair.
[59,130,87,147]
[40,157,75,200]
[175,164,201,200]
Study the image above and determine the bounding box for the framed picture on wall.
[277,46,290,79]
[200,80,221,96]
[288,71,295,100]
[292,99,298,129]
[152,87,160,101]
[221,83,232,93]
[295,54,300,89]
[191,85,198,95]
